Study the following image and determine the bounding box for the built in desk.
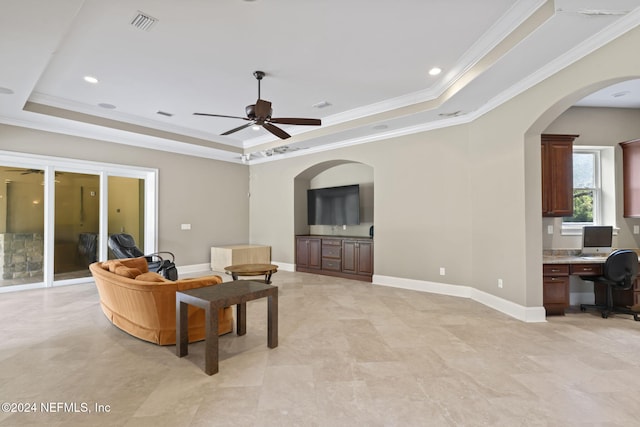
[543,251,640,316]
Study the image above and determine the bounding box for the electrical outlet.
[547,225,554,234]
[634,225,639,235]
[498,279,503,288]
[439,267,445,276]
[181,223,191,230]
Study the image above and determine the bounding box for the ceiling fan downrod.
[254,70,265,99]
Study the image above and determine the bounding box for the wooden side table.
[176,280,278,375]
[224,263,278,284]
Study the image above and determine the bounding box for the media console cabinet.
[295,235,373,282]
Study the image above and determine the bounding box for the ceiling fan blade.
[221,122,253,136]
[193,113,249,121]
[255,99,272,118]
[263,123,291,139]
[270,118,321,126]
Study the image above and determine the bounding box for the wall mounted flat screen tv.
[308,184,360,225]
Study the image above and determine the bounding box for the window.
[563,150,600,224]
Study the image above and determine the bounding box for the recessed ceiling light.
[438,110,463,117]
[0,86,14,94]
[98,103,116,109]
[612,91,630,98]
[428,67,442,76]
[84,76,99,84]
[312,101,332,109]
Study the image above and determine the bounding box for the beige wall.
[1,25,639,309]
[250,25,640,308]
[0,125,250,265]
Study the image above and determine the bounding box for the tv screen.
[308,184,360,225]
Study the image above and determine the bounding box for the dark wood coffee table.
[176,280,278,375]
[224,263,278,284]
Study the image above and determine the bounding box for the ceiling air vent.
[130,11,158,31]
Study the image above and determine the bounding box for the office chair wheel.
[580,305,586,312]
[601,312,609,319]
[634,314,639,322]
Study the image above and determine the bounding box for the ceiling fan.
[194,71,321,140]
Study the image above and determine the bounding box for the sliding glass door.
[0,166,45,287]
[107,176,145,259]
[53,172,100,281]
[0,151,157,291]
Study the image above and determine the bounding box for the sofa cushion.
[103,257,149,274]
[114,266,143,279]
[135,272,169,283]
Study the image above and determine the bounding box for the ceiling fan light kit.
[194,71,321,139]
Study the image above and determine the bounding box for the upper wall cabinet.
[541,134,578,217]
[620,139,640,218]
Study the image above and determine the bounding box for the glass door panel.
[0,166,45,287]
[107,176,145,259]
[54,172,99,280]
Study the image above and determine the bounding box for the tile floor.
[1,270,640,426]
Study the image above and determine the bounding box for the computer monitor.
[581,226,613,256]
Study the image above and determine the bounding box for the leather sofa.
[89,257,233,345]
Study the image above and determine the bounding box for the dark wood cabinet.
[342,239,373,276]
[295,236,321,270]
[543,264,570,315]
[620,139,640,218]
[541,134,577,217]
[296,235,373,282]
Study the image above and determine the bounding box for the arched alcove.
[294,160,374,238]
[524,76,640,309]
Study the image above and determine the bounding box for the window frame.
[561,145,616,235]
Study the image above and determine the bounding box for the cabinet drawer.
[322,258,341,271]
[543,276,569,304]
[322,239,341,246]
[543,264,569,276]
[322,246,341,258]
[570,263,602,276]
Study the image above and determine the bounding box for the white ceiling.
[1,0,640,164]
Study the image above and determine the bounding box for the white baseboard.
[373,274,547,323]
[570,291,595,306]
[175,264,546,323]
[178,263,212,275]
[271,261,294,272]
[179,261,295,275]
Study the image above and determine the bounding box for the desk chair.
[580,249,639,321]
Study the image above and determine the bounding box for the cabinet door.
[541,134,576,217]
[620,139,640,218]
[543,276,569,315]
[296,237,321,270]
[342,240,357,274]
[342,240,373,275]
[356,241,373,275]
